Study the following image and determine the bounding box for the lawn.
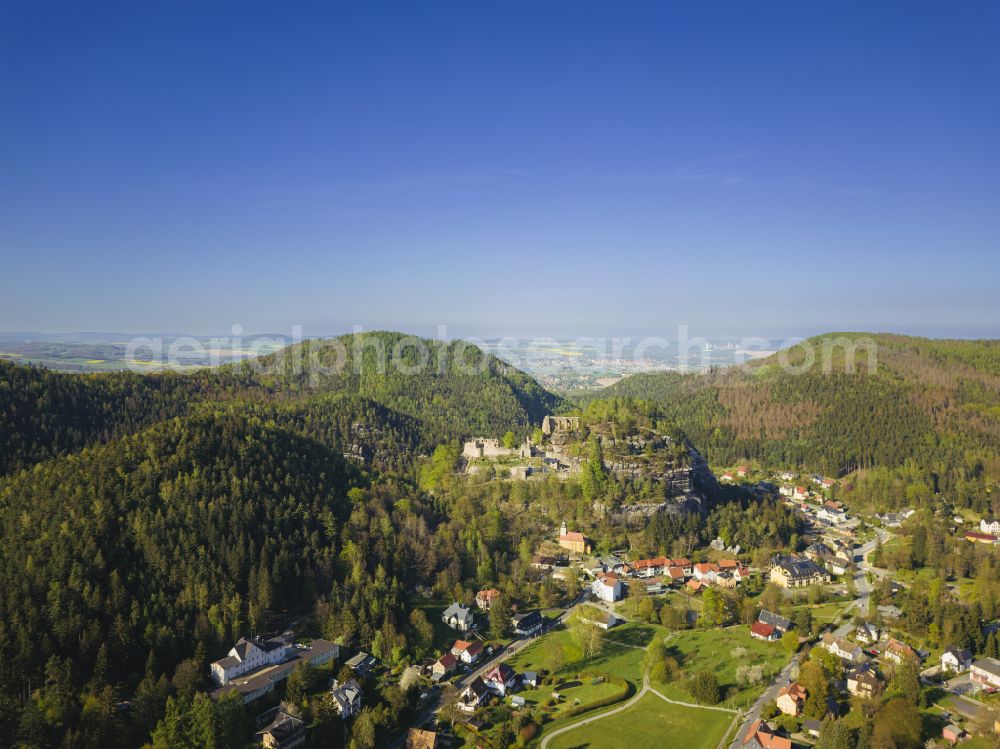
[506,621,656,687]
[516,678,624,718]
[546,692,734,749]
[651,625,790,708]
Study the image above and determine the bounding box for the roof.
[453,639,484,656]
[442,602,472,621]
[559,531,586,542]
[758,610,792,631]
[750,621,776,638]
[463,676,490,700]
[887,637,915,657]
[476,588,500,601]
[346,651,377,668]
[686,579,703,592]
[258,711,304,742]
[973,657,1000,678]
[944,646,972,661]
[406,728,439,749]
[777,682,806,703]
[597,573,620,586]
[512,609,542,624]
[822,632,860,655]
[436,653,457,668]
[484,662,515,684]
[742,719,792,749]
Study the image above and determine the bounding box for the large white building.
[592,573,623,602]
[981,519,1000,535]
[211,635,291,686]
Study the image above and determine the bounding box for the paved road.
[394,591,591,746]
[833,530,886,637]
[727,653,801,749]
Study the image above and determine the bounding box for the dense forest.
[591,333,1000,512]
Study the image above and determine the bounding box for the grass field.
[651,625,789,707]
[546,692,734,749]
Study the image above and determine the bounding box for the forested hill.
[591,333,1000,510]
[0,331,564,477]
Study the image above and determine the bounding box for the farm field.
[546,692,734,749]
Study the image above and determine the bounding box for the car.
[865,648,879,657]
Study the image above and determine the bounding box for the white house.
[941,647,973,673]
[210,635,291,686]
[451,639,484,665]
[592,573,623,602]
[442,603,474,631]
[981,519,1000,535]
[971,658,1000,689]
[821,632,864,664]
[458,677,490,712]
[329,679,363,718]
[483,663,518,696]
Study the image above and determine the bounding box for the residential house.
[741,719,792,749]
[211,634,292,686]
[821,632,864,664]
[971,657,1000,689]
[522,671,539,688]
[779,471,796,481]
[884,638,917,665]
[557,522,591,554]
[776,682,806,716]
[737,465,749,477]
[256,711,305,749]
[750,622,780,641]
[693,563,719,583]
[665,566,686,585]
[475,589,500,610]
[943,725,966,745]
[686,579,704,593]
[511,610,544,637]
[483,663,518,696]
[942,647,973,673]
[451,639,484,665]
[345,651,379,677]
[631,556,671,578]
[792,486,808,501]
[406,728,439,749]
[458,677,490,713]
[531,554,557,570]
[825,556,850,576]
[431,653,457,681]
[721,471,735,482]
[758,610,792,634]
[673,558,693,575]
[329,679,363,719]
[855,623,880,645]
[877,604,903,621]
[592,573,624,602]
[442,603,474,631]
[804,542,830,562]
[770,557,830,588]
[981,519,1000,535]
[847,665,883,698]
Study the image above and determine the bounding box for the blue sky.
[1,0,998,339]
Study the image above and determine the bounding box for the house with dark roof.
[458,677,490,713]
[511,610,543,636]
[847,664,883,698]
[971,657,1000,689]
[329,679,363,718]
[345,651,380,677]
[442,603,474,631]
[483,663,518,696]
[255,711,305,749]
[757,610,792,633]
[942,646,973,673]
[769,556,830,588]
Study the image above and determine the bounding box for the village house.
[329,679,363,719]
[530,554,557,570]
[442,602,474,631]
[483,663,518,696]
[558,521,592,554]
[431,653,457,681]
[792,486,809,501]
[758,610,793,634]
[458,677,490,713]
[721,471,735,482]
[741,719,792,749]
[665,566,686,585]
[971,657,1000,689]
[255,711,305,749]
[592,573,624,602]
[345,651,379,677]
[769,557,830,588]
[692,562,719,583]
[847,664,883,698]
[821,632,864,664]
[855,623,880,645]
[750,621,780,641]
[779,471,796,481]
[884,638,917,665]
[942,647,973,673]
[406,728,439,749]
[776,682,807,716]
[451,639,484,664]
[686,579,704,594]
[511,609,544,636]
[475,589,500,610]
